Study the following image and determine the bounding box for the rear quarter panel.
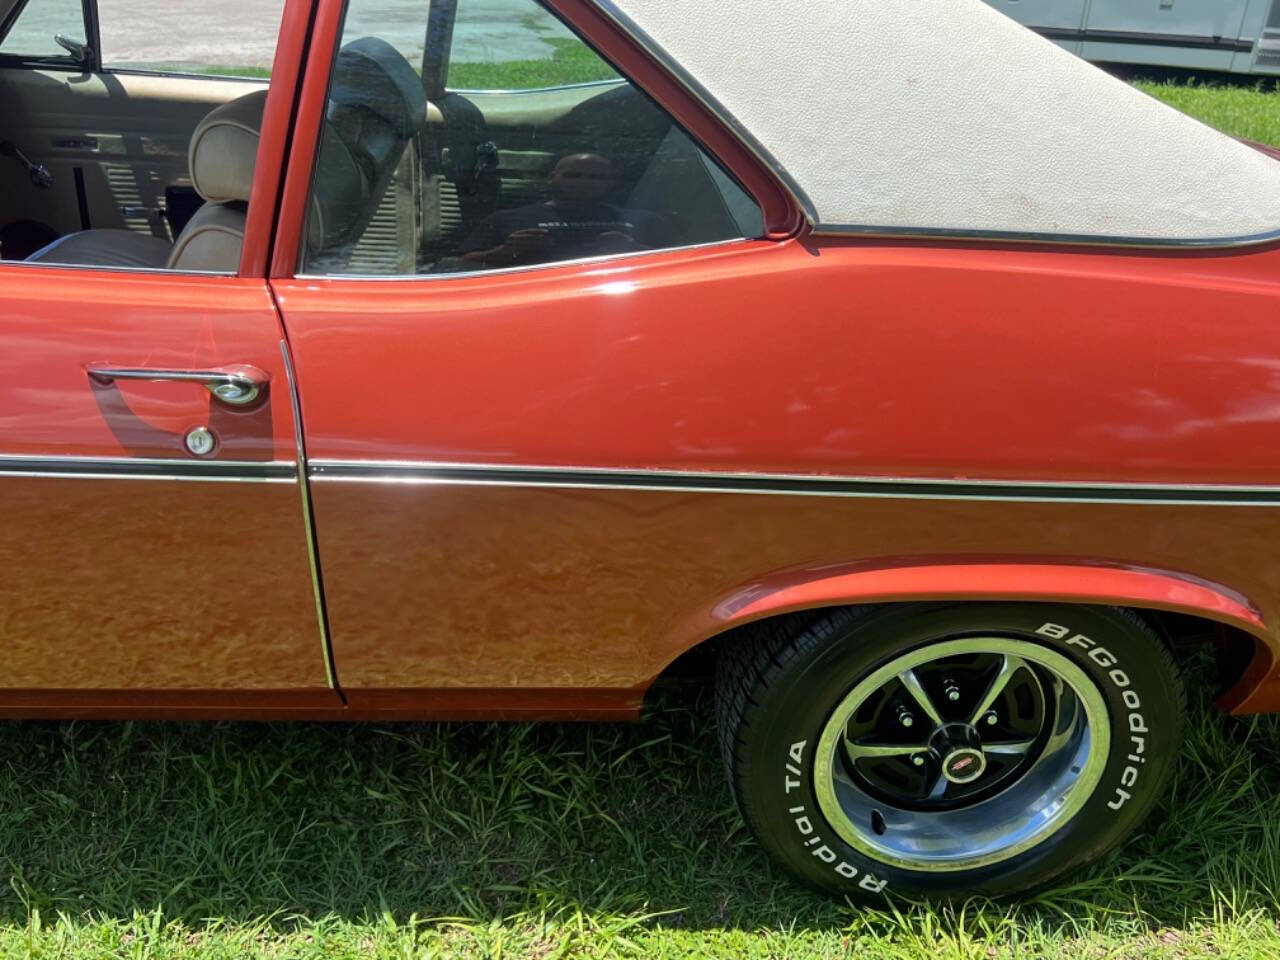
[275,237,1280,714]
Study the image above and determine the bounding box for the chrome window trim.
[446,77,626,95]
[307,459,1280,506]
[295,236,760,282]
[810,222,1280,250]
[590,0,1280,252]
[0,259,235,277]
[0,454,296,482]
[101,67,270,83]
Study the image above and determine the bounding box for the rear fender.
[661,560,1274,714]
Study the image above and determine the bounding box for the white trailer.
[986,0,1280,75]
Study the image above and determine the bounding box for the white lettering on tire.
[782,740,888,892]
[1035,622,1148,810]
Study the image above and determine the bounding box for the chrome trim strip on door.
[0,454,296,482]
[279,340,342,694]
[308,459,1280,506]
[294,236,756,282]
[588,0,1280,252]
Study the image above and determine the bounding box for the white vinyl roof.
[597,0,1280,246]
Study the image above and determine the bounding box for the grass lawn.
[5,82,1280,960]
[448,37,617,90]
[1135,78,1280,147]
[7,657,1280,959]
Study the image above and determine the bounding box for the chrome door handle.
[85,363,269,406]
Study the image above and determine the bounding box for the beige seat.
[29,37,426,273]
[27,90,267,272]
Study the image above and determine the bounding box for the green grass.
[8,656,1280,958]
[1136,78,1280,147]
[447,37,618,91]
[185,65,271,80]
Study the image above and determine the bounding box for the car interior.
[0,0,764,275]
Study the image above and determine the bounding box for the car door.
[0,0,337,713]
[271,0,779,716]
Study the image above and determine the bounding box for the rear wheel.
[715,603,1183,899]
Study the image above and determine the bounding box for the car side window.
[0,0,87,62]
[96,0,284,78]
[0,0,283,76]
[301,0,764,277]
[445,2,618,92]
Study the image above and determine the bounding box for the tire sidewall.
[739,603,1181,898]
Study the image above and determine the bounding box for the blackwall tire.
[714,603,1183,900]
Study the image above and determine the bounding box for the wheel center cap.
[941,747,987,784]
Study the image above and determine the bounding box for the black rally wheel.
[715,603,1183,899]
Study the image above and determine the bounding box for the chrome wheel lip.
[813,636,1111,873]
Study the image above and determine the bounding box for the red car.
[4,0,1280,900]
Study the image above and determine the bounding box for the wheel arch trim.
[655,560,1275,715]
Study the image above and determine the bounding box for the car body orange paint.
[2,0,1280,722]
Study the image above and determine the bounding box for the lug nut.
[895,705,915,728]
[984,711,998,726]
[911,754,925,767]
[944,679,961,702]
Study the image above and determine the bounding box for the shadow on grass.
[1,664,1280,939]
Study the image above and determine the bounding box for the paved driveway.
[6,0,568,69]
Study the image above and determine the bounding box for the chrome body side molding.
[0,455,296,482]
[12,454,1280,505]
[308,459,1280,507]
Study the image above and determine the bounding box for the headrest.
[188,89,267,203]
[328,37,426,139]
[305,37,427,262]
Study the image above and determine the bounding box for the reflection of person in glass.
[460,152,661,268]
